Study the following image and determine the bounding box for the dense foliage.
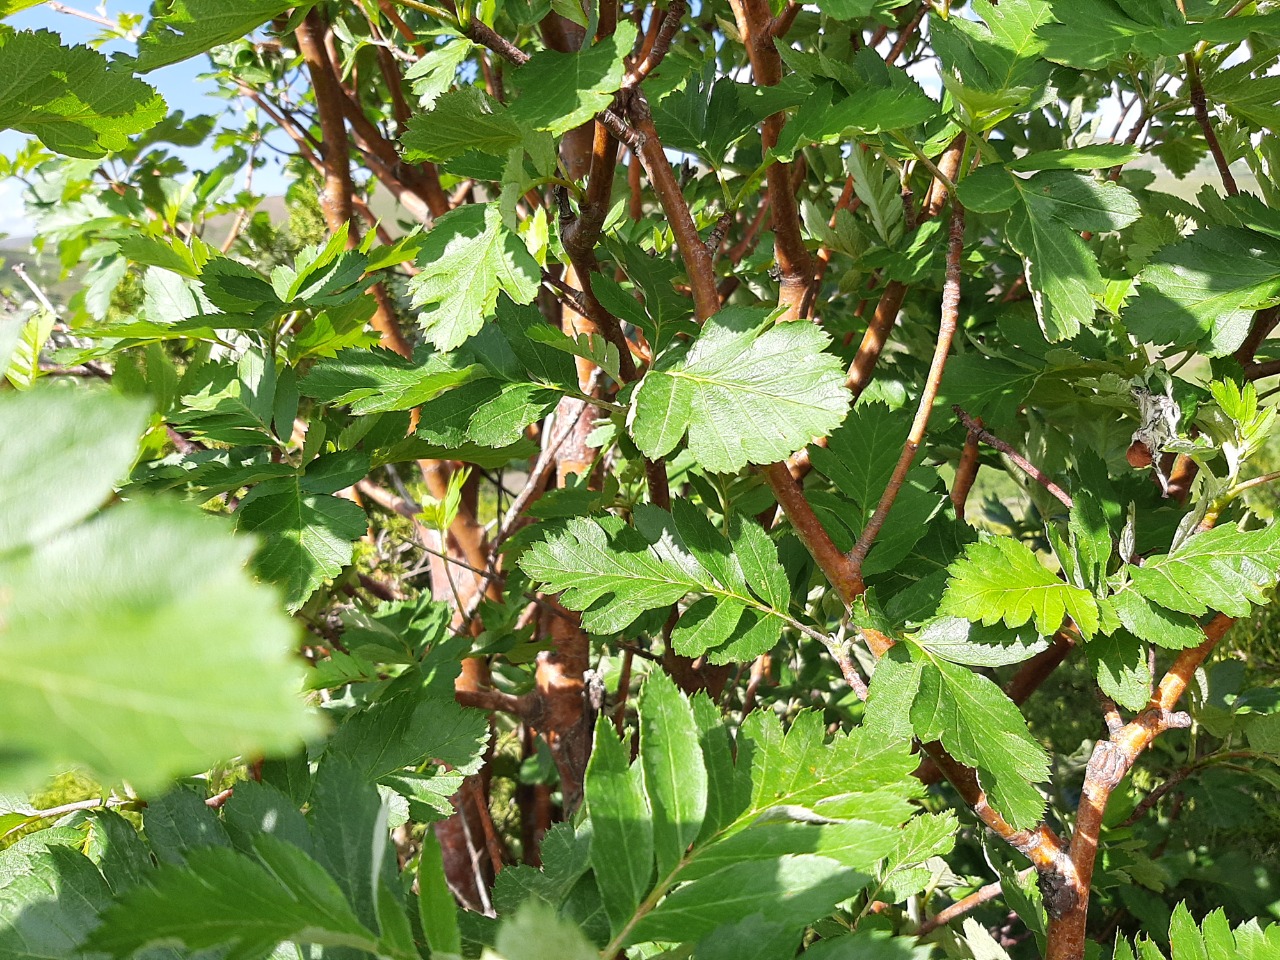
[4,1,1280,958]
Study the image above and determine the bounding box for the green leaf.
[585,716,653,936]
[1069,488,1112,592]
[809,403,944,575]
[307,757,398,933]
[869,647,1048,829]
[299,346,482,414]
[401,87,526,163]
[0,845,111,960]
[0,388,148,555]
[932,0,1053,128]
[1124,226,1280,356]
[1018,171,1142,233]
[1009,206,1100,341]
[957,165,1021,213]
[1124,522,1280,619]
[1007,144,1142,171]
[144,787,232,864]
[0,493,318,791]
[325,672,490,779]
[1205,59,1280,131]
[1089,630,1150,712]
[692,914,800,960]
[0,28,166,158]
[236,478,368,612]
[409,203,540,351]
[494,899,599,960]
[418,832,462,956]
[653,62,804,165]
[136,0,294,71]
[403,38,475,110]
[628,854,864,945]
[639,672,708,879]
[507,23,638,135]
[630,306,850,474]
[737,709,920,823]
[1110,589,1205,650]
[86,836,390,960]
[912,617,1048,667]
[521,508,791,662]
[941,535,1100,638]
[1038,2,1280,70]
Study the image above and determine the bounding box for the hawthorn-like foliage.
[3,1,1280,959]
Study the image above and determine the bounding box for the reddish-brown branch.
[761,461,867,606]
[628,96,719,320]
[1045,614,1234,960]
[885,1,928,63]
[728,0,810,319]
[377,0,428,56]
[845,136,964,394]
[849,203,965,573]
[954,406,1074,510]
[626,0,685,85]
[1237,306,1280,367]
[296,11,412,357]
[916,871,1032,937]
[1185,53,1238,196]
[950,417,982,516]
[923,745,1073,878]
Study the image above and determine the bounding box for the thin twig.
[1185,53,1238,196]
[953,406,1074,510]
[849,203,966,573]
[917,870,1034,937]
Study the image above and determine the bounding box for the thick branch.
[1045,614,1234,960]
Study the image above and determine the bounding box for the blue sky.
[1,1,290,236]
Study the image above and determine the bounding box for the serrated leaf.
[86,836,390,960]
[135,0,293,71]
[639,673,707,879]
[585,716,653,935]
[326,672,490,779]
[520,508,791,662]
[1124,522,1280,618]
[298,346,481,414]
[524,323,622,382]
[630,306,850,474]
[403,38,475,110]
[0,845,111,959]
[0,388,148,555]
[408,203,540,351]
[913,656,1048,828]
[1110,589,1205,650]
[236,479,368,612]
[401,87,525,162]
[1008,144,1142,171]
[495,899,599,960]
[0,29,166,158]
[628,854,864,945]
[1124,226,1280,357]
[941,535,1100,638]
[1038,3,1280,70]
[913,617,1049,667]
[932,0,1053,128]
[1089,629,1150,712]
[0,486,317,791]
[507,23,637,135]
